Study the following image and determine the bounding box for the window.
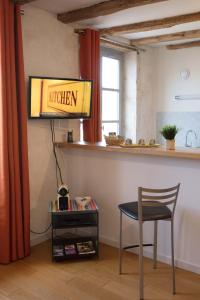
[101,48,122,138]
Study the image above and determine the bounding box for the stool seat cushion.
[118,201,172,221]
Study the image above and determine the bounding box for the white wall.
[64,148,200,274]
[22,5,80,245]
[136,46,200,143]
[154,46,200,112]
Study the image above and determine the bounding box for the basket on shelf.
[104,135,124,146]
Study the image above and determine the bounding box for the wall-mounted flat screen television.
[29,76,93,119]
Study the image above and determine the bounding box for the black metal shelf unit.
[51,208,99,261]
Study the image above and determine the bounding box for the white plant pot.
[166,139,175,150]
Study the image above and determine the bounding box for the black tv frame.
[28,76,93,120]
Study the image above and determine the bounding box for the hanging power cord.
[30,120,64,235]
[30,223,52,235]
[50,119,64,187]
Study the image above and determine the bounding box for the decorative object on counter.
[75,196,92,209]
[121,138,159,148]
[160,125,179,150]
[104,135,124,146]
[125,138,132,145]
[149,139,156,146]
[138,138,145,145]
[109,132,116,136]
[67,129,73,143]
[120,143,160,148]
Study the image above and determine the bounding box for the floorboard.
[0,242,199,300]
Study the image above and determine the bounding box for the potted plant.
[160,125,179,150]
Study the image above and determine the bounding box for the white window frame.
[101,47,123,136]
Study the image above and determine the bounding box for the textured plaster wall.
[121,51,137,142]
[137,47,156,142]
[22,5,80,245]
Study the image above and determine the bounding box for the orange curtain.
[0,1,30,263]
[80,29,102,143]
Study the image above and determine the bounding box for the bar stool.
[118,183,180,300]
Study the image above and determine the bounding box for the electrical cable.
[50,120,64,187]
[30,223,52,235]
[30,121,64,236]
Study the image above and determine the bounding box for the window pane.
[102,56,119,89]
[102,123,119,137]
[102,90,119,121]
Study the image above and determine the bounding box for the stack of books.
[53,241,96,257]
[53,245,64,257]
[51,198,98,212]
[68,199,98,211]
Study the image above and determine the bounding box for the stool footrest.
[123,243,153,250]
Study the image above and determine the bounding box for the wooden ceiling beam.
[131,29,200,45]
[14,0,36,4]
[167,40,200,50]
[57,0,168,24]
[100,11,200,35]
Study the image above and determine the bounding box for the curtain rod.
[74,29,144,53]
[100,36,144,52]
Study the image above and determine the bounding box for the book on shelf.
[68,199,98,211]
[53,245,64,257]
[64,244,77,256]
[51,198,98,212]
[76,241,95,255]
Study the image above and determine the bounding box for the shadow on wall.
[175,207,200,268]
[28,120,69,242]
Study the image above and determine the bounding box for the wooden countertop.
[55,142,200,160]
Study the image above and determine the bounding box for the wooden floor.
[0,242,199,300]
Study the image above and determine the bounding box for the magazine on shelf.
[53,245,64,257]
[64,244,77,255]
[76,241,95,255]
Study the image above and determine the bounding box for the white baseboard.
[30,233,200,275]
[100,235,200,275]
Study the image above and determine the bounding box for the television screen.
[29,76,92,119]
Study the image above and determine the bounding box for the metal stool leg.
[153,220,158,269]
[171,218,176,294]
[119,210,123,274]
[139,220,144,300]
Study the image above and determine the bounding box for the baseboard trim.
[100,235,200,275]
[30,233,200,275]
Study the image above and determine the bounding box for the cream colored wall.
[137,47,156,142]
[22,5,80,245]
[64,148,200,275]
[154,46,200,112]
[121,51,137,142]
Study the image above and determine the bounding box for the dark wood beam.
[57,0,168,24]
[131,29,200,45]
[167,40,200,50]
[100,12,200,35]
[14,0,36,4]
